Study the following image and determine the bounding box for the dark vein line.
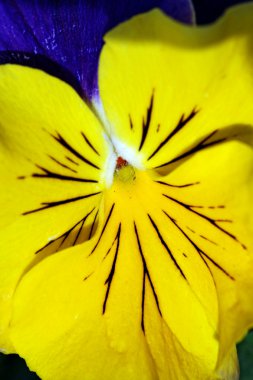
[83,272,94,281]
[200,251,235,278]
[56,229,72,251]
[35,233,64,254]
[187,226,195,234]
[35,208,95,254]
[155,180,200,188]
[32,164,98,183]
[66,156,79,166]
[199,235,218,246]
[23,192,101,215]
[148,215,187,279]
[52,132,100,169]
[103,224,121,314]
[163,194,246,249]
[148,108,198,160]
[139,91,154,151]
[88,210,99,239]
[103,233,119,261]
[129,114,133,130]
[48,155,77,173]
[165,213,234,280]
[89,203,115,255]
[72,218,86,246]
[81,132,100,156]
[141,271,146,332]
[186,205,226,212]
[134,222,162,332]
[155,130,227,169]
[190,205,227,211]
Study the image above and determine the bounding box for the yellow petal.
[158,128,253,364]
[99,5,253,173]
[9,169,239,379]
[98,4,253,368]
[0,65,113,350]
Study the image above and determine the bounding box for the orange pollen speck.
[116,156,128,169]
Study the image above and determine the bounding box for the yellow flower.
[1,5,253,380]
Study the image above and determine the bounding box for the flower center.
[115,156,135,182]
[116,156,128,169]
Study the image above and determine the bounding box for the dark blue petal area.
[0,0,194,100]
[192,0,252,24]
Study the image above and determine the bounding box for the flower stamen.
[116,156,128,169]
[115,156,136,182]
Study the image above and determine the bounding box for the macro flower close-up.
[0,1,253,379]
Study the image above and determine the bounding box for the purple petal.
[0,0,194,100]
